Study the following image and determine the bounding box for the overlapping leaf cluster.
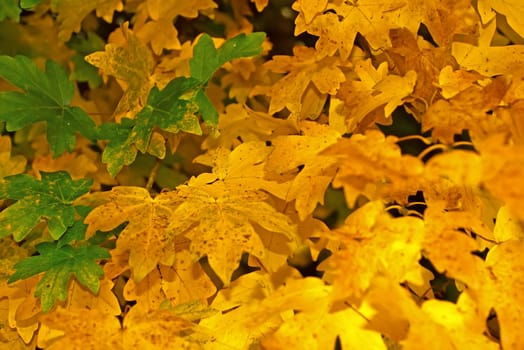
[1,0,524,349]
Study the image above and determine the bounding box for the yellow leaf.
[170,180,296,283]
[321,130,424,206]
[1,278,41,344]
[39,308,122,349]
[84,187,180,282]
[331,60,416,134]
[423,204,488,291]
[123,307,201,349]
[364,276,496,349]
[485,240,524,350]
[452,18,524,76]
[423,76,507,143]
[478,133,524,220]
[201,103,295,150]
[263,304,386,350]
[420,0,479,47]
[293,0,328,25]
[51,0,124,41]
[65,278,121,316]
[132,0,217,55]
[124,250,215,311]
[422,293,498,350]
[386,28,458,108]
[293,0,416,57]
[438,65,484,99]
[264,122,341,219]
[85,23,154,121]
[322,201,425,302]
[0,291,36,350]
[493,205,524,242]
[258,46,347,115]
[40,305,206,349]
[477,0,524,38]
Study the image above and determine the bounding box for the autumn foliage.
[1,0,524,349]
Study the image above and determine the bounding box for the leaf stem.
[146,160,161,192]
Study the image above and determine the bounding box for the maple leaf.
[257,46,347,115]
[452,19,524,77]
[98,33,266,176]
[39,307,123,348]
[0,56,97,156]
[50,0,124,41]
[0,289,38,349]
[247,277,387,350]
[40,305,206,349]
[8,241,109,312]
[0,136,26,179]
[63,277,121,315]
[330,60,417,134]
[364,276,497,349]
[85,23,154,121]
[292,0,421,58]
[84,187,181,282]
[0,171,92,241]
[423,76,507,143]
[97,77,202,176]
[321,130,424,206]
[485,240,524,350]
[133,0,217,55]
[201,103,295,150]
[190,32,266,84]
[419,0,479,48]
[264,122,341,220]
[493,206,524,242]
[321,201,425,302]
[477,0,524,38]
[385,28,458,109]
[478,134,524,221]
[437,65,484,99]
[97,118,139,177]
[194,140,285,195]
[199,271,294,349]
[422,203,488,294]
[169,179,296,283]
[123,250,216,311]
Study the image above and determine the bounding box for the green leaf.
[135,76,203,145]
[194,89,218,126]
[57,206,92,248]
[0,55,97,156]
[190,32,265,83]
[100,78,202,177]
[8,241,110,312]
[0,0,21,22]
[67,32,104,88]
[0,171,92,241]
[98,118,138,177]
[20,0,43,9]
